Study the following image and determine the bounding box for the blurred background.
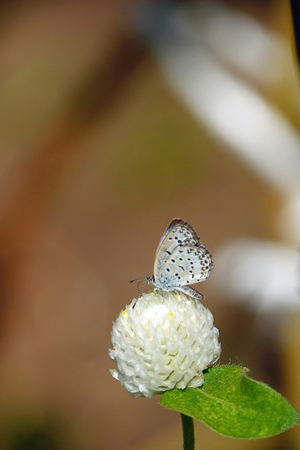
[0,0,299,449]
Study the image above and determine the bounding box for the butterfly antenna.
[138,281,147,295]
[132,280,148,309]
[129,276,146,284]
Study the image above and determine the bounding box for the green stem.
[181,413,195,450]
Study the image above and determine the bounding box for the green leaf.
[160,365,300,439]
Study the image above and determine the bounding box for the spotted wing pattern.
[151,218,213,299]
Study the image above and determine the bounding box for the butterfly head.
[145,275,155,285]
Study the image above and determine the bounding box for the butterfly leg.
[175,286,205,300]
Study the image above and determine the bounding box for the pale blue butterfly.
[133,218,214,300]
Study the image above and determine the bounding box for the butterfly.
[144,218,213,300]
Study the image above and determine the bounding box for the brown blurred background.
[0,0,299,449]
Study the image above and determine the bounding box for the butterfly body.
[146,218,213,300]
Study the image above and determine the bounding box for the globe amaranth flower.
[109,290,221,398]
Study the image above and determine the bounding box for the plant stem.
[181,413,195,450]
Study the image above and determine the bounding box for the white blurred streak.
[197,1,296,89]
[163,45,300,194]
[149,6,300,195]
[213,239,300,312]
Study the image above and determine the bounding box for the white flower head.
[109,291,221,398]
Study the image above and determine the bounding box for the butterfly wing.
[153,218,213,292]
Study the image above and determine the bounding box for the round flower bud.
[109,291,221,398]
